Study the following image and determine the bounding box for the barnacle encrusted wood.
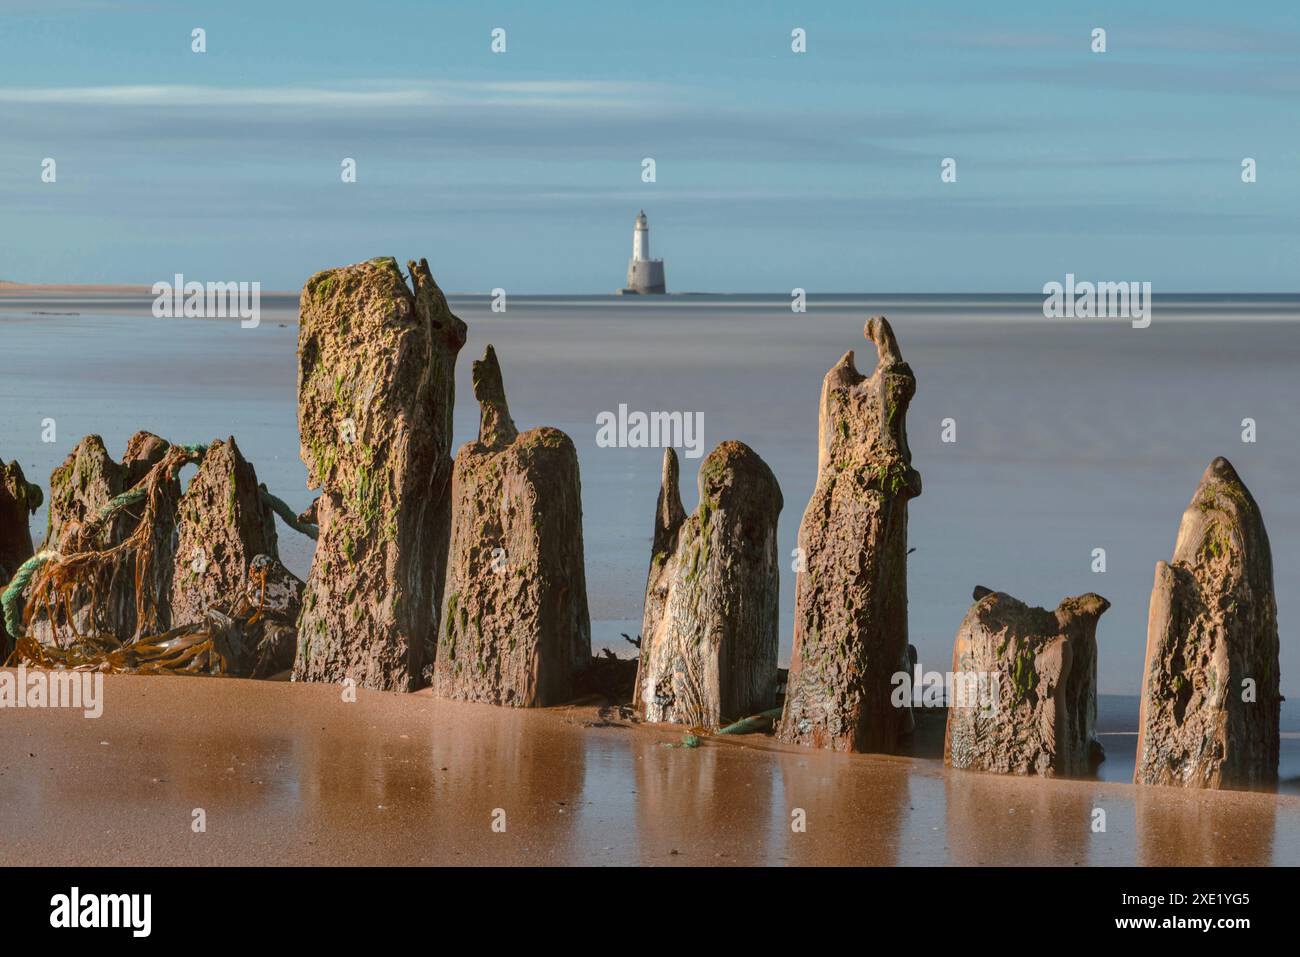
[170,436,280,627]
[434,345,591,707]
[944,586,1110,777]
[634,443,782,729]
[1135,457,1280,790]
[293,257,466,691]
[779,316,922,753]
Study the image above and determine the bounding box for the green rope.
[259,488,318,540]
[717,708,783,735]
[97,487,147,520]
[86,452,317,541]
[2,551,58,640]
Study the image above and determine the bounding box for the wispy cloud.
[0,79,1010,168]
[0,80,664,110]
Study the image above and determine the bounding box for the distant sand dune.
[0,282,151,294]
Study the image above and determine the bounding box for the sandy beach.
[3,291,1298,867]
[1,669,1296,867]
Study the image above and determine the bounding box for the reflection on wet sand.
[0,675,600,865]
[2,671,1299,865]
[945,772,1096,866]
[1136,786,1276,866]
[775,751,911,866]
[631,735,778,865]
[419,705,587,864]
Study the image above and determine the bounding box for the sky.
[0,0,1297,292]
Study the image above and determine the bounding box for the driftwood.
[4,430,307,679]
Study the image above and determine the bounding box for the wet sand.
[1,670,1296,866]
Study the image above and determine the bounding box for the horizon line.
[3,283,1300,298]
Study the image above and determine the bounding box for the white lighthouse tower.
[632,209,650,262]
[620,209,666,294]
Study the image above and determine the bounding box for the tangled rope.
[1,440,315,649]
[17,442,202,647]
[8,564,279,676]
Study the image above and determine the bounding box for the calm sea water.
[2,293,1296,723]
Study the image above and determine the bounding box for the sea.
[2,290,1297,787]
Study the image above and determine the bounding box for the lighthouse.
[619,209,666,294]
[632,209,650,261]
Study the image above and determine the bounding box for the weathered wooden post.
[944,586,1109,777]
[634,443,782,729]
[1135,457,1279,789]
[779,316,921,752]
[36,431,178,641]
[170,436,281,626]
[434,345,591,706]
[294,257,466,691]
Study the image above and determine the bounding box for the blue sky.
[1,0,1297,291]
